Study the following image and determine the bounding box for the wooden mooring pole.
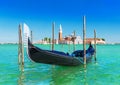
[68,39,71,53]
[83,16,86,65]
[61,44,64,51]
[94,29,97,61]
[52,22,55,51]
[18,24,22,65]
[18,24,24,67]
[73,30,76,51]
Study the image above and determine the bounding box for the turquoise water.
[0,44,120,85]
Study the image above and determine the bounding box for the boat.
[27,39,95,66]
[24,23,95,66]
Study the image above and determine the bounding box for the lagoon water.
[0,44,120,85]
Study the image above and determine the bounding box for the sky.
[0,0,120,43]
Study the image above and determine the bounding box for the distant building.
[86,38,106,44]
[37,24,105,45]
[75,36,83,44]
[62,36,73,44]
[57,24,83,44]
[35,40,48,44]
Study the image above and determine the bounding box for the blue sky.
[0,0,120,43]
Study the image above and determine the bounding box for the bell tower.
[58,24,62,41]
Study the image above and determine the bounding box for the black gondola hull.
[28,46,82,66]
[27,39,94,66]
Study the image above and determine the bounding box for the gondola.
[23,23,95,66]
[27,39,95,66]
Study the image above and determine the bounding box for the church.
[56,24,83,44]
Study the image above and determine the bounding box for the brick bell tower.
[58,24,62,41]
